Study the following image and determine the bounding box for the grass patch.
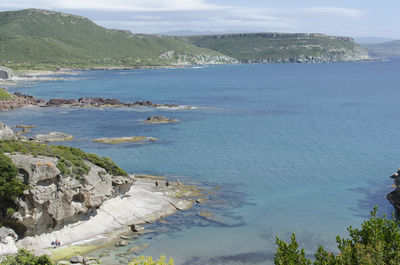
[0,88,13,101]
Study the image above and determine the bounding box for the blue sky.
[0,0,398,38]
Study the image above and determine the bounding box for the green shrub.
[0,88,13,101]
[0,152,27,201]
[128,255,174,265]
[6,208,16,218]
[0,140,127,182]
[2,248,53,265]
[274,206,400,265]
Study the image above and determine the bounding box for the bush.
[274,206,400,265]
[0,140,127,182]
[6,208,16,218]
[128,255,174,265]
[2,248,53,265]
[0,152,27,201]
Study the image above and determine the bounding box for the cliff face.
[3,154,134,237]
[177,33,370,63]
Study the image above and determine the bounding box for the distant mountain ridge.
[0,9,371,70]
[0,9,234,70]
[176,33,370,63]
[362,40,400,59]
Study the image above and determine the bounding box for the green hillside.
[176,33,370,63]
[362,40,400,58]
[0,9,234,70]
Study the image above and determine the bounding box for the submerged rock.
[126,243,150,254]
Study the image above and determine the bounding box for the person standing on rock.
[166,180,169,190]
[155,180,159,189]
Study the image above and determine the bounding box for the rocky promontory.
[0,91,192,111]
[0,92,45,111]
[7,154,133,236]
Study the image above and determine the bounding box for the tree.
[275,207,400,265]
[0,152,26,201]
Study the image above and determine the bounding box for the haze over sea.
[1,61,400,264]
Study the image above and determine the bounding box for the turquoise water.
[2,61,400,264]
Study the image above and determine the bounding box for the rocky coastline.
[0,122,208,263]
[0,92,191,111]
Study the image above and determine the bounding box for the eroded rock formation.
[3,154,134,237]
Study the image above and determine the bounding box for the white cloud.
[0,0,223,11]
[0,1,366,35]
[300,7,364,18]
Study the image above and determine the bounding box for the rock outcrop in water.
[146,116,179,124]
[3,154,134,237]
[387,170,400,212]
[33,132,74,143]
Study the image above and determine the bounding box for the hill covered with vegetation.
[0,9,234,70]
[362,40,400,58]
[176,33,370,63]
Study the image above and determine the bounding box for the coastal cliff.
[0,139,132,238]
[0,127,198,258]
[177,33,370,63]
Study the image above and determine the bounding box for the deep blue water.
[2,61,400,264]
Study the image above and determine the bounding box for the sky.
[0,0,399,39]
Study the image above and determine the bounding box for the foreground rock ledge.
[17,178,194,253]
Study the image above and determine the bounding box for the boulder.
[0,66,12,80]
[0,122,14,140]
[0,227,18,256]
[130,224,144,232]
[70,255,84,263]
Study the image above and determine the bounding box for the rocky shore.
[0,92,191,111]
[0,122,208,263]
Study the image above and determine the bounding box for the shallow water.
[2,61,400,264]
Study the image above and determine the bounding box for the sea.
[1,61,400,264]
